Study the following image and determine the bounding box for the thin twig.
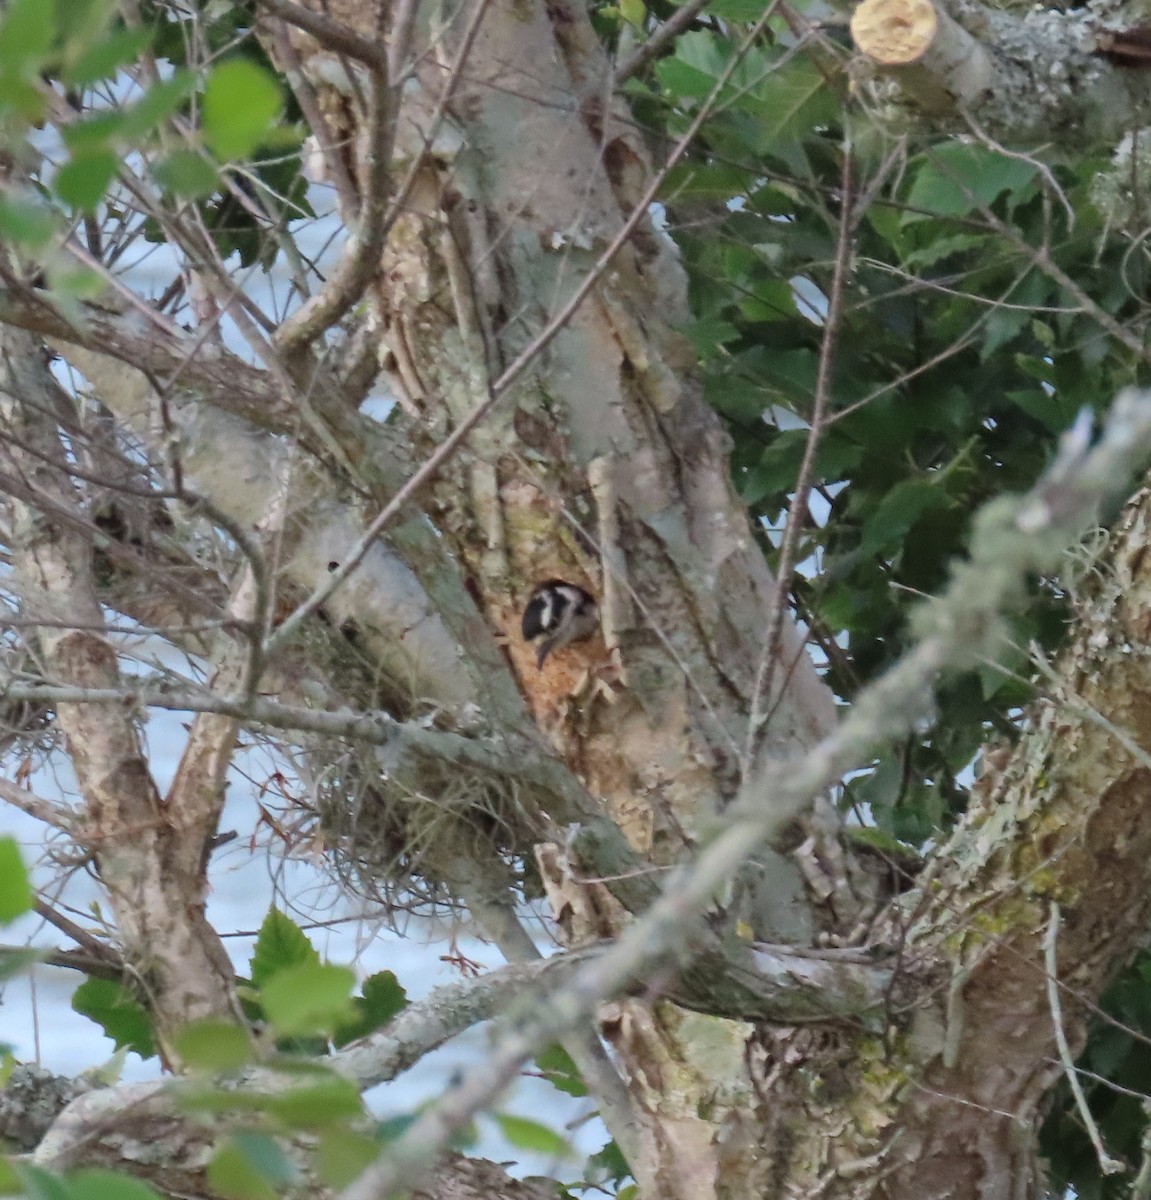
[271,20,359,220]
[0,943,123,981]
[926,146,1149,361]
[743,140,856,771]
[32,900,121,972]
[614,0,712,85]
[388,0,421,83]
[456,881,642,1170]
[275,62,392,355]
[275,0,492,359]
[1131,1101,1151,1199]
[1044,902,1124,1176]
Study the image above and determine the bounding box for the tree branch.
[851,0,1151,142]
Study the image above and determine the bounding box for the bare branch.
[850,0,1151,145]
[1044,902,1124,1176]
[252,0,388,69]
[274,65,393,356]
[0,777,71,829]
[744,142,856,771]
[32,900,121,974]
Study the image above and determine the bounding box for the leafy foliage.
[0,838,31,923]
[16,1166,161,1200]
[71,978,157,1061]
[249,908,322,990]
[173,1020,255,1074]
[492,1113,574,1160]
[643,21,1139,843]
[0,0,310,278]
[69,908,408,1064]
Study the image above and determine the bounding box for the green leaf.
[119,72,196,141]
[0,75,46,122]
[207,1140,277,1200]
[751,56,838,156]
[152,150,220,199]
[668,29,727,78]
[44,263,104,300]
[250,907,320,987]
[62,26,152,86]
[266,1076,364,1128]
[741,428,809,504]
[706,0,767,17]
[1006,389,1073,436]
[333,970,408,1047]
[858,478,952,558]
[493,1113,573,1159]
[68,1169,164,1200]
[655,33,723,99]
[738,279,798,323]
[56,0,117,50]
[54,151,118,213]
[230,1133,295,1187]
[586,1138,631,1185]
[0,838,32,922]
[71,978,157,1060]
[905,144,1038,221]
[901,232,984,269]
[180,1086,269,1117]
[535,1044,587,1098]
[358,970,408,1025]
[315,1129,381,1188]
[62,113,127,154]
[0,1158,19,1196]
[848,755,905,814]
[376,1113,419,1142]
[0,0,57,76]
[681,317,741,355]
[619,0,645,26]
[203,59,283,160]
[0,947,43,982]
[13,1164,72,1200]
[173,1020,253,1073]
[760,347,820,403]
[661,163,755,201]
[0,196,58,251]
[260,962,356,1036]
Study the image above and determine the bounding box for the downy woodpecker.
[521,580,598,669]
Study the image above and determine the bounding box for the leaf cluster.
[646,21,1150,843]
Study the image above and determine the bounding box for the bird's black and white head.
[521,580,598,669]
